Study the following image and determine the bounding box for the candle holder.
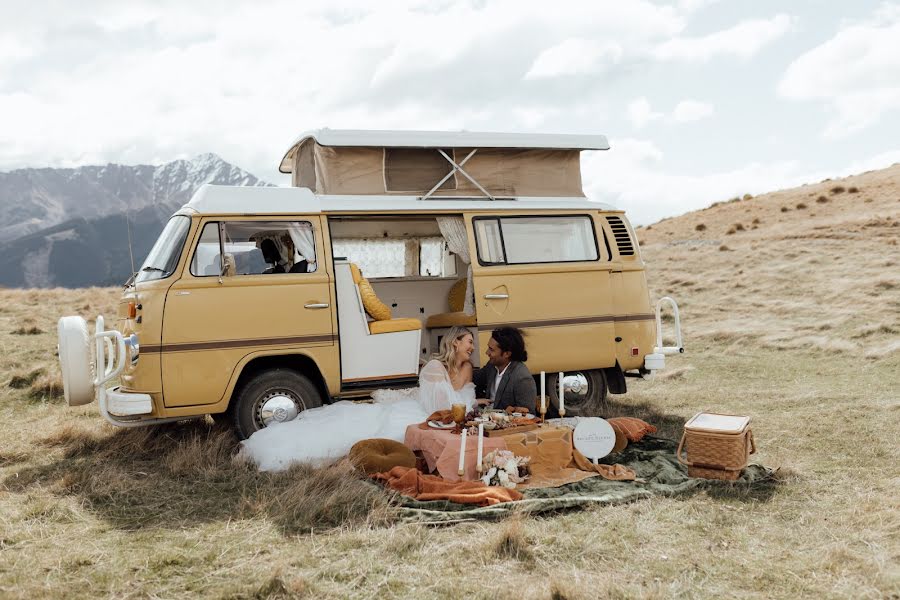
[539,395,547,424]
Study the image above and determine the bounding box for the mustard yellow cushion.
[369,318,422,334]
[425,312,477,329]
[349,263,362,284]
[447,278,467,313]
[349,438,416,475]
[358,277,392,321]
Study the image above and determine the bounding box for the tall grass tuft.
[493,516,532,561]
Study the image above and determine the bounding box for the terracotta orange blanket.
[371,466,522,506]
[502,428,636,489]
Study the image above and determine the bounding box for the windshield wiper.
[141,266,166,273]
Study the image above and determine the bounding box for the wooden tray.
[484,422,539,437]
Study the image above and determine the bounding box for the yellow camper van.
[57,130,683,439]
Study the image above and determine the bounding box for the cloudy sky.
[1,1,898,224]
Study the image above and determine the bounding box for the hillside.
[0,155,271,287]
[637,163,900,360]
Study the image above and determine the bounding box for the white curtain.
[437,217,474,315]
[287,222,317,272]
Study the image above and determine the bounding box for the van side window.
[190,221,317,277]
[473,215,599,265]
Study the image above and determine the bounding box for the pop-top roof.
[279,128,609,173]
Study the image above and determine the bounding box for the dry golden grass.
[1,167,899,598]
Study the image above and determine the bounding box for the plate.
[473,416,490,423]
[511,412,535,419]
[428,420,456,429]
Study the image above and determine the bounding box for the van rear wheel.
[548,370,607,417]
[232,369,322,440]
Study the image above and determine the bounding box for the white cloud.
[655,14,796,62]
[0,0,686,179]
[627,97,663,129]
[524,39,623,79]
[778,7,900,138]
[672,99,714,122]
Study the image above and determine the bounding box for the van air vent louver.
[605,216,635,256]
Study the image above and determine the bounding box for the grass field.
[1,167,898,598]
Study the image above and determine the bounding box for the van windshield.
[135,216,191,283]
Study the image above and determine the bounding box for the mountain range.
[0,154,270,288]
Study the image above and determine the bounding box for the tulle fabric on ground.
[239,362,476,471]
[239,389,425,471]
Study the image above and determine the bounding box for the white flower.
[498,470,510,484]
[502,480,517,489]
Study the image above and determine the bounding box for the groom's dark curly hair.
[491,327,527,362]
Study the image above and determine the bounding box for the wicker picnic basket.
[677,412,755,481]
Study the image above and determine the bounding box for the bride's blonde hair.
[433,326,474,375]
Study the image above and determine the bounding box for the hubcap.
[256,392,303,427]
[561,372,590,406]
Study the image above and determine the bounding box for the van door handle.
[483,294,509,300]
[304,303,330,309]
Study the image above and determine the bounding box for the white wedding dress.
[240,360,475,471]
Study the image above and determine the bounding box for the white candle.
[559,372,565,415]
[458,428,467,476]
[476,423,484,473]
[540,371,546,414]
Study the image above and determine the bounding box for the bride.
[241,326,476,471]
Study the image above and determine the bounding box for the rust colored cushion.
[607,417,657,442]
[349,438,416,475]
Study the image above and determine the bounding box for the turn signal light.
[128,302,137,319]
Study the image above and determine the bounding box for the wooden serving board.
[484,423,540,437]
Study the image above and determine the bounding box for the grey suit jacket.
[472,361,537,413]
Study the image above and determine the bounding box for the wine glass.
[451,403,466,429]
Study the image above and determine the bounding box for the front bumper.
[105,386,153,417]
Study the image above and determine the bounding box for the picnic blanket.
[375,437,775,523]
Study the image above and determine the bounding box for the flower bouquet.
[480,450,530,489]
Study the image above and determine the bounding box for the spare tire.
[57,316,95,406]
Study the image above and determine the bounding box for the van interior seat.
[336,260,422,382]
[350,263,421,334]
[425,278,477,329]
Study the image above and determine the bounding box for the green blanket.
[383,437,775,523]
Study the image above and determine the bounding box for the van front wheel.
[232,369,323,440]
[548,370,607,417]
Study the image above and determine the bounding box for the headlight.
[124,333,140,365]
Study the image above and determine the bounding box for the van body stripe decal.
[141,334,336,353]
[486,314,654,330]
[141,314,651,353]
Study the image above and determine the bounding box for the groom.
[473,327,537,413]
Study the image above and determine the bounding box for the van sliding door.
[467,213,616,373]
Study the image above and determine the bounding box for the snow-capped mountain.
[0,153,268,243]
[0,154,271,288]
